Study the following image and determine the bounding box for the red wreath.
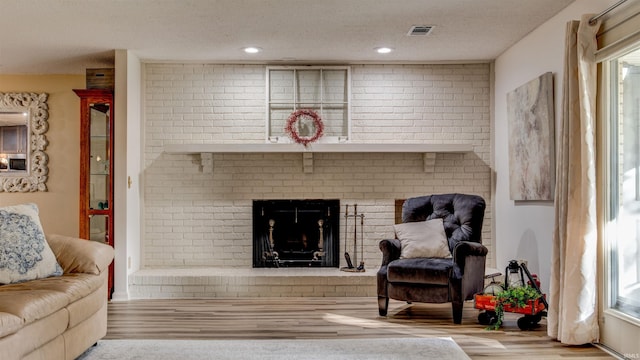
[284,109,324,147]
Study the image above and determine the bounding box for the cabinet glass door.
[87,103,111,244]
[89,214,110,243]
[75,88,114,299]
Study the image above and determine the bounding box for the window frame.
[602,49,640,326]
[265,65,351,143]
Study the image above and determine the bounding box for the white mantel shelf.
[164,143,472,154]
[164,143,473,173]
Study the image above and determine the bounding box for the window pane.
[321,106,347,137]
[269,70,294,102]
[269,107,293,138]
[609,47,640,319]
[297,70,321,103]
[323,70,348,103]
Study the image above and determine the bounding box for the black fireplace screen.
[253,200,339,268]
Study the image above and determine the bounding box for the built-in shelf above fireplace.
[163,143,473,173]
[164,143,472,154]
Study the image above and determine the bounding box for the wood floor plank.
[105,297,615,359]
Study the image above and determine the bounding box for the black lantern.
[504,260,525,289]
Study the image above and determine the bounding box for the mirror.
[0,92,49,192]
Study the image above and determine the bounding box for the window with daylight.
[597,2,640,352]
[605,46,640,321]
[266,66,350,143]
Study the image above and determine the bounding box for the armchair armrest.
[452,241,488,300]
[379,239,401,266]
[46,234,114,275]
[453,241,488,258]
[452,241,488,274]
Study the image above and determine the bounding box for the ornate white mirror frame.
[0,92,49,192]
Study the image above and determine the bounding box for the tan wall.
[0,75,85,237]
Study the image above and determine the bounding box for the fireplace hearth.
[253,200,339,268]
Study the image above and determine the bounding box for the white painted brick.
[142,62,493,276]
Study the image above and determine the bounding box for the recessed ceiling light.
[375,47,393,54]
[243,47,262,54]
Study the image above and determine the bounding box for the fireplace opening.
[253,200,339,268]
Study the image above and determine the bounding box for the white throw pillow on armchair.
[393,218,452,259]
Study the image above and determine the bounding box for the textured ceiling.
[0,0,577,74]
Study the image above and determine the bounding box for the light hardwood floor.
[105,297,615,359]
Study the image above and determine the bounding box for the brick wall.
[143,63,492,269]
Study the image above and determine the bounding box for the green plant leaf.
[485,285,541,330]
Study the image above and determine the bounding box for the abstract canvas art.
[507,72,555,201]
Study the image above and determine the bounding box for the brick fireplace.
[133,62,493,299]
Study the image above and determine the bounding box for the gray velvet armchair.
[377,193,487,324]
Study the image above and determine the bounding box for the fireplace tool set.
[341,204,365,272]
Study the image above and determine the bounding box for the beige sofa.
[0,234,114,360]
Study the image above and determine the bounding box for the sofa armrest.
[379,239,401,266]
[46,234,114,275]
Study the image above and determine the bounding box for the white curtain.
[547,14,601,345]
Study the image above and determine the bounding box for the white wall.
[142,63,492,270]
[494,0,616,294]
[113,50,143,301]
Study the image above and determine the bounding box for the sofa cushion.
[394,219,452,259]
[4,273,105,304]
[0,288,69,323]
[66,281,106,328]
[387,258,453,285]
[0,203,63,284]
[0,311,23,338]
[0,307,69,360]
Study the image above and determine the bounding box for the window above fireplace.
[266,66,350,144]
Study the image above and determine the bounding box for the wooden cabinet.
[74,89,114,298]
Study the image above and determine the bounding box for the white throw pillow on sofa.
[0,203,63,284]
[394,218,452,259]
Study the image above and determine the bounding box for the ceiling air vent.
[407,25,434,36]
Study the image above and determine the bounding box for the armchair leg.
[378,296,389,316]
[452,301,463,324]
